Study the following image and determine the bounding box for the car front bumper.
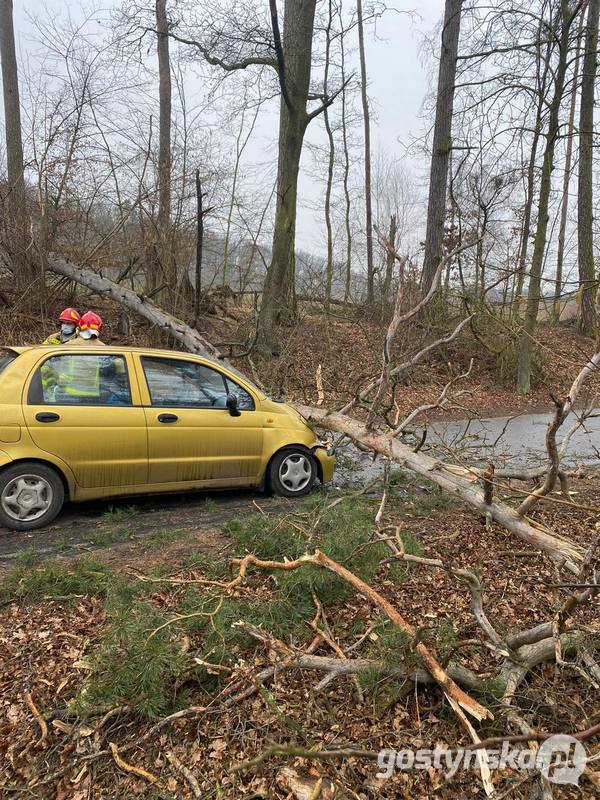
[313,445,336,483]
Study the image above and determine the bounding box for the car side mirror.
[226,393,241,417]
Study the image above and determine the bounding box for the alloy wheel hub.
[1,476,53,522]
[279,455,312,492]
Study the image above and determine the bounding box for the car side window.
[29,354,132,406]
[141,357,254,410]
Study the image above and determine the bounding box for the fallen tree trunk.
[46,256,584,572]
[295,405,584,572]
[47,256,222,360]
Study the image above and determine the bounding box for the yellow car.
[0,346,335,531]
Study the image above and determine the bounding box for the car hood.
[260,398,313,430]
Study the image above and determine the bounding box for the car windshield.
[0,349,18,377]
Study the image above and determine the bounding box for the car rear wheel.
[0,463,64,531]
[269,449,317,498]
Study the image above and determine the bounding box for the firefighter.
[70,311,106,346]
[42,308,81,345]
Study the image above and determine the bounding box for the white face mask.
[61,323,76,335]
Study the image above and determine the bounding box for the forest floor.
[1,296,599,798]
[1,473,598,798]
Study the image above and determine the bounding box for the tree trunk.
[553,9,585,323]
[256,0,317,355]
[516,1,573,394]
[339,13,353,303]
[421,0,462,293]
[155,0,175,295]
[323,0,335,314]
[193,169,203,328]
[48,255,221,359]
[514,18,553,315]
[577,0,599,336]
[295,405,583,572]
[0,0,29,289]
[356,0,374,305]
[382,213,397,310]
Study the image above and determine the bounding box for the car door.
[135,354,264,486]
[23,351,148,489]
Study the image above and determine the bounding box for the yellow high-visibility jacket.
[43,331,77,345]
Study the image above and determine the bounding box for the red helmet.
[79,311,103,336]
[59,307,81,324]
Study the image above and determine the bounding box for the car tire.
[0,463,65,531]
[269,449,317,498]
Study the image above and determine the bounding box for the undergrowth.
[0,558,116,603]
[2,492,433,721]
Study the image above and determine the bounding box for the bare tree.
[339,4,353,303]
[0,0,28,287]
[552,6,585,322]
[256,0,326,354]
[516,0,577,394]
[155,0,175,294]
[323,0,336,313]
[421,0,463,294]
[577,0,599,336]
[356,0,374,305]
[513,11,554,312]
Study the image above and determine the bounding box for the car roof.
[2,345,262,395]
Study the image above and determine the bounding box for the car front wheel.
[269,449,317,498]
[0,463,65,531]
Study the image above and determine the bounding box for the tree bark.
[256,0,317,355]
[339,12,353,303]
[357,0,374,305]
[382,214,397,310]
[516,1,573,394]
[0,0,28,288]
[421,0,463,293]
[155,0,175,294]
[577,0,599,336]
[48,255,221,359]
[193,169,203,328]
[323,0,335,314]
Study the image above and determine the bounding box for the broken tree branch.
[232,550,492,722]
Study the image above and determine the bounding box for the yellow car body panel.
[0,345,335,506]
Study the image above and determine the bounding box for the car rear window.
[0,350,18,377]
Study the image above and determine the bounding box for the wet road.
[333,409,600,486]
[428,411,600,468]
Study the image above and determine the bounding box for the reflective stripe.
[42,333,61,346]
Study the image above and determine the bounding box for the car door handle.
[158,413,178,424]
[36,412,60,423]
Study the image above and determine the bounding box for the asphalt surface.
[428,410,600,468]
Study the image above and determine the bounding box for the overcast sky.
[5,0,444,253]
